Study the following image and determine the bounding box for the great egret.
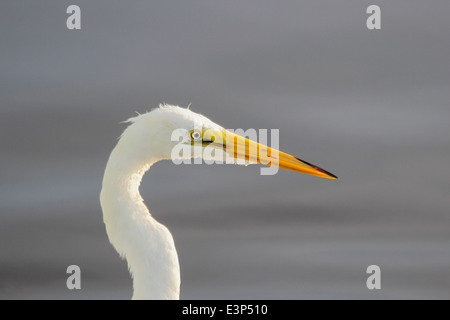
[100,104,337,299]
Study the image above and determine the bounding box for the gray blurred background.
[1,0,449,299]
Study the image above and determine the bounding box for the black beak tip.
[295,157,338,180]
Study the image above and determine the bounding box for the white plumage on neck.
[100,151,180,300]
[100,106,192,299]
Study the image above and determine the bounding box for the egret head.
[120,104,337,179]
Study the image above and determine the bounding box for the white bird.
[100,104,337,299]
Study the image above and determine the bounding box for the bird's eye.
[190,130,202,141]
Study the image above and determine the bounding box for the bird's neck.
[100,143,180,300]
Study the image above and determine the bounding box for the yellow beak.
[203,129,338,180]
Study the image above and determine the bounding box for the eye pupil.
[191,131,201,140]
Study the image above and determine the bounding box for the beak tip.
[322,169,338,180]
[328,173,339,180]
[294,157,338,180]
[319,169,338,180]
